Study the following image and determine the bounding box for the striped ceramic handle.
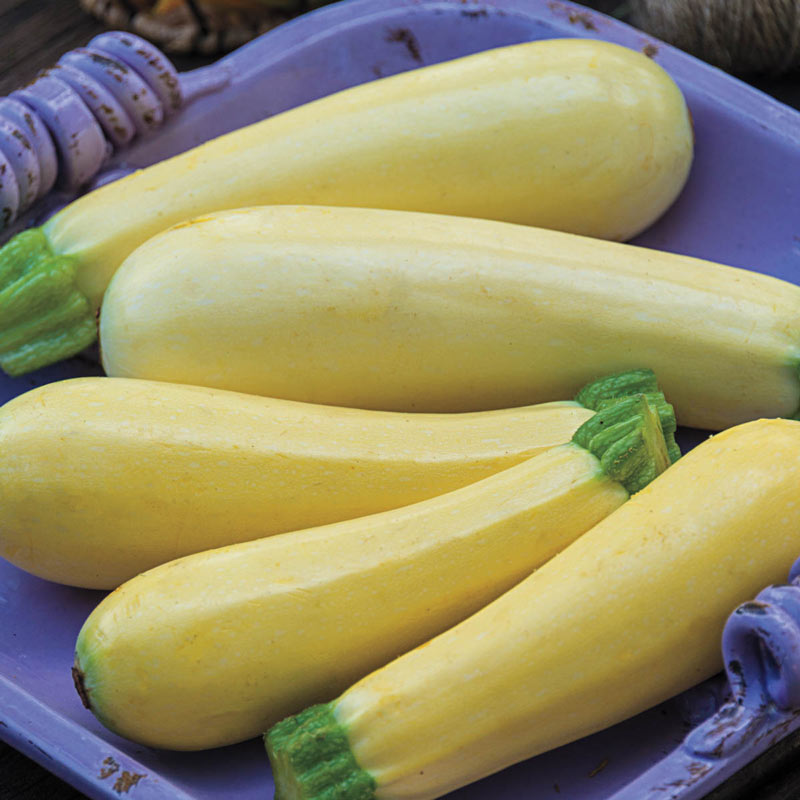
[0,31,231,232]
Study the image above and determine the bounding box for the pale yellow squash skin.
[45,37,692,304]
[101,206,800,429]
[0,376,592,589]
[333,419,800,800]
[75,443,626,750]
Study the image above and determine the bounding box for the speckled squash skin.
[73,443,627,749]
[0,376,595,588]
[100,206,800,430]
[53,37,693,303]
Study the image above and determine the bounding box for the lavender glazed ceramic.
[1,1,800,798]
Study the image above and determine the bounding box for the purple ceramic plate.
[1,1,800,799]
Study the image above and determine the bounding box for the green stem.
[266,704,376,800]
[0,227,96,375]
[596,392,680,464]
[575,370,680,463]
[574,368,660,409]
[572,394,671,494]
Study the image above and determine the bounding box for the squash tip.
[72,663,92,710]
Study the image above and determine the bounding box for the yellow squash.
[0,371,669,588]
[73,396,670,750]
[0,37,693,375]
[267,418,800,800]
[99,205,800,429]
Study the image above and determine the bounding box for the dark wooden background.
[1,0,799,798]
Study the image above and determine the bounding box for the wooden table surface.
[1,1,800,799]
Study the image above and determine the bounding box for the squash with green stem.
[0,369,675,589]
[73,394,670,750]
[267,418,800,800]
[0,37,693,375]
